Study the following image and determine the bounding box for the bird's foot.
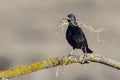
[67,53,76,58]
[81,53,90,64]
[83,53,87,59]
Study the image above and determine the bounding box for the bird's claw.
[68,53,76,58]
[81,53,90,64]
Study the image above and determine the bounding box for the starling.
[64,14,93,56]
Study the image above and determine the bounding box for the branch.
[0,54,120,79]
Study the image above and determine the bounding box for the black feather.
[66,14,93,53]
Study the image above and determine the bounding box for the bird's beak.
[61,17,69,25]
[56,17,69,32]
[62,17,69,20]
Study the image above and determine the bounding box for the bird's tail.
[87,48,93,53]
[82,47,93,54]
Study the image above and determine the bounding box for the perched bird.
[63,14,93,57]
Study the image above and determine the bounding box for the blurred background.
[0,0,120,80]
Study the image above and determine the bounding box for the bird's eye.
[68,20,70,21]
[68,19,71,22]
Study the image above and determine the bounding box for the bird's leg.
[82,47,90,63]
[68,49,76,58]
[83,47,87,58]
[70,49,74,55]
[68,50,73,57]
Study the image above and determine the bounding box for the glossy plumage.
[66,14,93,54]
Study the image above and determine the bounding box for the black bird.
[64,14,93,56]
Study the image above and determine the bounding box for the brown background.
[0,0,120,80]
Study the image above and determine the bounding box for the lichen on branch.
[0,54,120,79]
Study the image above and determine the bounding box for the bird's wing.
[72,27,88,48]
[73,28,86,42]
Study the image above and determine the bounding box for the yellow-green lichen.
[0,55,120,79]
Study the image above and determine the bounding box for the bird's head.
[62,14,77,26]
[56,14,77,32]
[67,14,76,22]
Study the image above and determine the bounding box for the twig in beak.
[56,17,69,33]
